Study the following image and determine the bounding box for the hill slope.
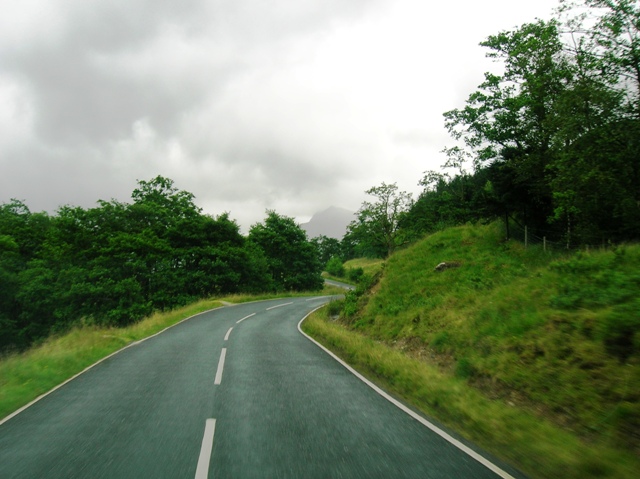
[304,221,640,478]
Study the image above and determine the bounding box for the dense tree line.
[438,0,640,245]
[0,176,322,352]
[3,1,638,349]
[342,0,640,259]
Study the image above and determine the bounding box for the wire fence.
[506,219,619,253]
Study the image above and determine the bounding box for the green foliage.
[329,221,640,458]
[550,248,640,309]
[325,256,345,277]
[342,257,385,278]
[454,357,476,379]
[248,211,323,292]
[332,269,382,327]
[0,178,292,352]
[346,266,364,282]
[549,248,640,361]
[302,309,640,479]
[346,182,412,258]
[326,299,344,317]
[398,1,640,246]
[341,290,360,320]
[311,235,343,266]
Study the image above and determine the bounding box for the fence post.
[525,226,528,249]
[543,236,546,252]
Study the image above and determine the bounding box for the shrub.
[346,267,364,282]
[326,299,344,317]
[326,256,345,277]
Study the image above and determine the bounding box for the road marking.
[0,307,221,427]
[297,311,517,479]
[195,418,216,479]
[214,348,227,385]
[236,313,255,324]
[266,302,293,310]
[306,295,337,302]
[224,327,233,341]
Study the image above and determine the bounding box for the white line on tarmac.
[224,327,233,341]
[195,418,216,479]
[297,311,517,479]
[266,302,293,310]
[236,313,255,324]
[0,307,219,427]
[214,349,227,385]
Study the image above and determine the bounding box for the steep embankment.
[304,222,640,478]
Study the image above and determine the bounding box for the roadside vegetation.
[0,287,340,422]
[0,298,220,421]
[2,2,639,476]
[0,177,324,354]
[323,257,385,285]
[303,221,640,478]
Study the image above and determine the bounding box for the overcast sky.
[1,0,559,231]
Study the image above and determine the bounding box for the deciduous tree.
[248,211,323,291]
[347,183,413,258]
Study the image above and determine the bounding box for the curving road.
[0,296,524,478]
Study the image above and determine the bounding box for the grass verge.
[0,298,224,421]
[302,307,639,479]
[0,286,339,422]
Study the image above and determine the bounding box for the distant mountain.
[300,206,355,240]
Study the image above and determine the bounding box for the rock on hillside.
[300,206,354,239]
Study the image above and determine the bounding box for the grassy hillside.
[304,221,640,478]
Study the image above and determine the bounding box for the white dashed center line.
[224,327,233,341]
[195,418,216,479]
[214,348,227,385]
[236,313,255,324]
[266,302,293,310]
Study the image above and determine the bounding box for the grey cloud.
[3,0,378,146]
[0,0,559,229]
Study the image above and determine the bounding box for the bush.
[346,267,364,282]
[326,256,345,277]
[342,291,360,319]
[326,299,344,317]
[599,300,640,361]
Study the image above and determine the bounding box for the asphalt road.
[0,296,524,478]
[323,278,355,290]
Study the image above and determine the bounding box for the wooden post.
[543,236,546,252]
[525,226,528,249]
[505,213,510,240]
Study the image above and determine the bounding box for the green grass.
[0,298,224,420]
[302,306,639,479]
[0,285,338,422]
[323,257,385,284]
[304,221,640,478]
[343,257,385,276]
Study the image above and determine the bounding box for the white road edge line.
[236,313,255,324]
[214,348,227,385]
[266,302,293,310]
[195,418,216,479]
[297,308,517,479]
[0,307,219,427]
[224,327,233,341]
